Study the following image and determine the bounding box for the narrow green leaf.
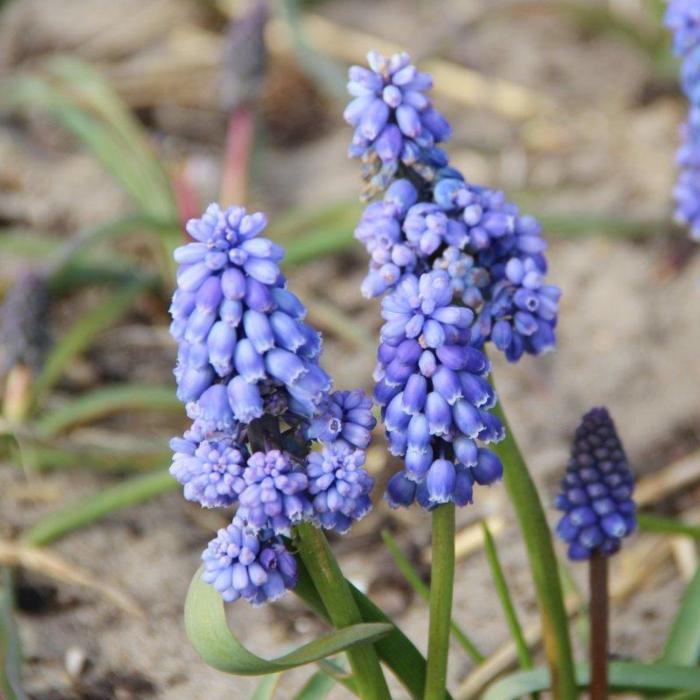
[35,384,181,438]
[482,662,700,700]
[22,469,176,547]
[184,567,391,676]
[270,200,362,244]
[5,438,169,473]
[47,214,180,279]
[381,530,483,663]
[481,522,533,672]
[2,75,150,214]
[250,674,281,700]
[0,569,28,700]
[661,564,700,666]
[45,56,176,221]
[283,225,355,268]
[638,513,700,540]
[315,658,356,695]
[32,279,150,402]
[293,560,453,700]
[489,374,577,700]
[293,670,336,700]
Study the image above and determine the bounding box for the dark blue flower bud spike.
[555,407,636,700]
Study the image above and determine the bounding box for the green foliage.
[483,662,700,700]
[490,388,578,699]
[35,384,181,438]
[381,529,483,663]
[184,566,391,676]
[0,570,27,700]
[481,522,533,673]
[250,674,282,700]
[638,513,700,540]
[32,278,152,404]
[661,565,700,667]
[22,470,176,547]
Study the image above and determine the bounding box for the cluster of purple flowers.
[555,408,636,561]
[170,203,376,605]
[346,51,561,508]
[666,1,700,239]
[344,51,451,194]
[347,54,560,366]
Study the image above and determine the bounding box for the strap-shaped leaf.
[184,567,391,676]
[293,670,336,700]
[482,662,700,700]
[35,384,181,438]
[661,564,700,666]
[250,674,281,700]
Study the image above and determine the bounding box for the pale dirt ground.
[1,0,699,698]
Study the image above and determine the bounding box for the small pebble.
[64,646,87,680]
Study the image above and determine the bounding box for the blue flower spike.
[169,203,377,605]
[555,408,636,561]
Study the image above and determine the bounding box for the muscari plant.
[180,49,574,700]
[177,41,700,700]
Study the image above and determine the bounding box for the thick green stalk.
[490,393,578,700]
[424,503,456,700]
[295,522,390,700]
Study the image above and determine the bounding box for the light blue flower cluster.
[170,203,376,605]
[345,51,451,194]
[375,271,504,509]
[555,408,636,561]
[346,57,560,364]
[346,51,560,508]
[666,1,700,239]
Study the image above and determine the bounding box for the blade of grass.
[481,522,534,674]
[489,369,577,700]
[35,384,181,438]
[4,438,169,473]
[0,569,27,700]
[294,670,336,700]
[380,529,484,663]
[2,75,152,214]
[660,564,700,666]
[250,674,282,699]
[32,278,152,403]
[483,662,700,700]
[22,469,176,547]
[638,513,700,540]
[282,224,355,267]
[45,56,175,221]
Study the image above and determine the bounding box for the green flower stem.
[490,387,578,700]
[424,502,456,700]
[294,522,391,700]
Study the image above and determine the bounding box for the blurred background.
[1,0,699,698]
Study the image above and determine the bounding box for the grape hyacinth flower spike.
[169,202,377,608]
[555,407,636,700]
[666,0,700,239]
[555,407,636,561]
[345,50,574,700]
